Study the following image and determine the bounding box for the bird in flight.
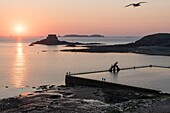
[125,2,147,8]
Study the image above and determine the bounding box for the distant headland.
[62,34,104,37]
[62,33,170,56]
[29,33,170,56]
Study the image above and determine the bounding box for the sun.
[15,25,24,33]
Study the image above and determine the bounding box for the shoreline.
[1,84,170,113]
[61,45,170,56]
[30,33,170,56]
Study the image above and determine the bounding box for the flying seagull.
[125,2,147,8]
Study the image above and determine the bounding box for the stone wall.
[65,75,161,93]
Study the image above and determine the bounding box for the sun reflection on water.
[11,43,25,88]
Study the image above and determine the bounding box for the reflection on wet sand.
[11,43,25,88]
[110,72,119,83]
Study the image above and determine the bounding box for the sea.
[0,36,170,99]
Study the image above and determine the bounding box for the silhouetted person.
[113,62,120,73]
[102,78,106,81]
[66,72,68,75]
[109,65,113,72]
[109,62,120,73]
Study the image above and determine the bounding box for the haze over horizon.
[0,0,170,36]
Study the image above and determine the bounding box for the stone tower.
[46,34,60,44]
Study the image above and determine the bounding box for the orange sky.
[0,0,170,36]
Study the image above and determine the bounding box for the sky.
[0,0,170,36]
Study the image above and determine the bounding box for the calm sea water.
[0,36,170,99]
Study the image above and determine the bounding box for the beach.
[1,84,170,113]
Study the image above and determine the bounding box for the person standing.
[109,62,120,73]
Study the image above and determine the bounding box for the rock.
[29,43,34,46]
[0,97,21,111]
[49,95,61,99]
[29,34,69,46]
[49,85,56,89]
[134,33,170,47]
[34,91,43,93]
[32,86,36,89]
[42,50,47,52]
[63,92,73,96]
[36,85,48,90]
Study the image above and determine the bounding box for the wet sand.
[1,85,170,113]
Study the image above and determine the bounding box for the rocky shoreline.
[1,85,170,113]
[61,33,170,56]
[61,44,170,56]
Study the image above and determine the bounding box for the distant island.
[29,34,69,46]
[29,34,100,46]
[62,33,170,56]
[62,34,104,37]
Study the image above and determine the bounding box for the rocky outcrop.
[29,34,70,46]
[29,34,100,46]
[133,33,170,47]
